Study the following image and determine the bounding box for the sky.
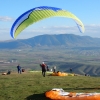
[0,0,100,41]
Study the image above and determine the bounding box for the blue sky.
[0,0,100,41]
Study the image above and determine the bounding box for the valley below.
[0,46,100,76]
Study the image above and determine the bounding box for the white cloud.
[0,16,13,21]
[27,25,78,34]
[0,28,12,41]
[85,24,100,32]
[0,24,100,41]
[15,24,100,39]
[83,24,100,37]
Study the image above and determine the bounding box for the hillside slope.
[0,34,100,49]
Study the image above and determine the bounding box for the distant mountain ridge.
[0,34,100,49]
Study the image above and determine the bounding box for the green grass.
[0,71,100,100]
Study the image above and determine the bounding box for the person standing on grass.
[70,68,72,73]
[53,66,56,73]
[40,62,47,77]
[17,64,21,74]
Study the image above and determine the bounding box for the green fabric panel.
[14,10,84,38]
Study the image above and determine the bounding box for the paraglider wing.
[10,6,85,38]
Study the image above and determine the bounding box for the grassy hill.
[0,71,100,100]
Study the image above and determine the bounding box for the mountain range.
[0,34,100,49]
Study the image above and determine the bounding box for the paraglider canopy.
[10,6,85,38]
